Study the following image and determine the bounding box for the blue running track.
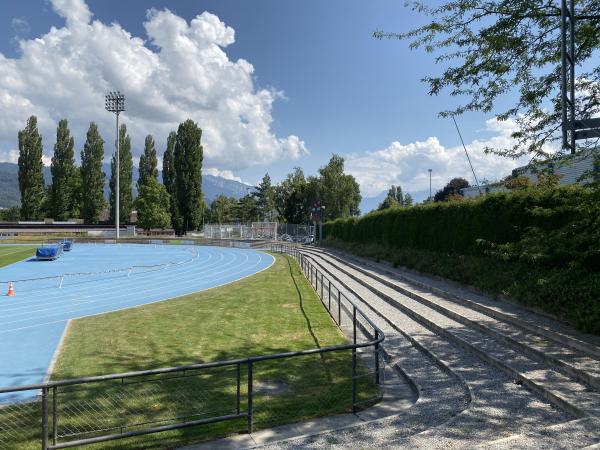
[0,244,274,401]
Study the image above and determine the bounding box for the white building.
[460,149,599,198]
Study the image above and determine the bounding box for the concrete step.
[318,247,600,360]
[307,249,600,391]
[299,251,572,447]
[302,250,600,419]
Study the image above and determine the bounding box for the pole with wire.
[451,114,482,195]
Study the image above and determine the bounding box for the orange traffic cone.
[7,282,15,297]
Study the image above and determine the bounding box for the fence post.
[41,387,49,450]
[320,273,324,299]
[247,361,253,434]
[52,387,58,446]
[375,329,381,385]
[338,292,342,325]
[353,305,357,345]
[352,305,358,413]
[328,279,331,311]
[236,363,241,415]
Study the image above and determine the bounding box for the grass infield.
[0,245,36,269]
[3,253,374,449]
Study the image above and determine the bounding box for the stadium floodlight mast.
[104,91,126,239]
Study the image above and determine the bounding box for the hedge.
[323,185,600,334]
[323,185,590,256]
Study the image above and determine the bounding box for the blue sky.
[0,0,529,208]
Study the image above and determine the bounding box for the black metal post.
[236,363,241,415]
[52,387,58,446]
[247,361,253,434]
[375,329,381,385]
[42,387,49,450]
[338,292,342,325]
[320,273,324,299]
[353,305,357,345]
[328,279,331,311]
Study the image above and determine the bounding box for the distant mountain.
[0,162,250,208]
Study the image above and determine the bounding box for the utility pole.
[105,91,125,239]
[428,169,432,201]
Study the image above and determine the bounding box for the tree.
[275,167,309,223]
[236,194,259,223]
[174,119,204,232]
[80,123,106,224]
[18,116,45,220]
[404,193,414,207]
[109,124,134,223]
[138,134,158,190]
[378,185,406,210]
[375,1,600,158]
[162,131,179,228]
[434,177,470,202]
[254,173,277,221]
[136,177,171,230]
[208,195,238,223]
[317,155,361,220]
[50,119,77,220]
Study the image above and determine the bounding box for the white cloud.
[204,167,247,184]
[347,118,541,198]
[0,0,307,170]
[11,18,31,35]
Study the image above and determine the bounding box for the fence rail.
[0,241,384,450]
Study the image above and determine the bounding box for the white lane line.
[0,251,274,334]
[0,248,217,311]
[0,249,266,327]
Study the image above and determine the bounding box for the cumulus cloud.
[0,0,307,170]
[346,118,540,198]
[203,167,248,184]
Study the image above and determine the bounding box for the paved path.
[0,243,273,400]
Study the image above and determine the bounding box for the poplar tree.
[109,124,133,223]
[162,131,179,228]
[80,123,105,224]
[138,134,158,189]
[174,119,203,233]
[18,116,45,220]
[50,119,77,220]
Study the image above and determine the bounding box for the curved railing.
[0,240,384,450]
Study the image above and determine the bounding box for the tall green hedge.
[324,186,588,256]
[323,185,600,334]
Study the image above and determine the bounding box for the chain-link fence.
[0,242,384,450]
[201,223,315,243]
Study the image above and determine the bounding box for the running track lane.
[0,244,274,401]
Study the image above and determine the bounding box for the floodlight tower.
[105,91,126,239]
[560,1,600,153]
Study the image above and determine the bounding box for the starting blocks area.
[0,243,274,399]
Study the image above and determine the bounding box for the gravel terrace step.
[310,250,600,391]
[323,247,600,360]
[302,250,600,419]
[281,251,571,448]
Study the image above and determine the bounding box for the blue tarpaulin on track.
[36,245,63,260]
[61,241,73,251]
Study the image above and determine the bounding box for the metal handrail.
[0,240,384,450]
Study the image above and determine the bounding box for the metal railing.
[0,242,384,450]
